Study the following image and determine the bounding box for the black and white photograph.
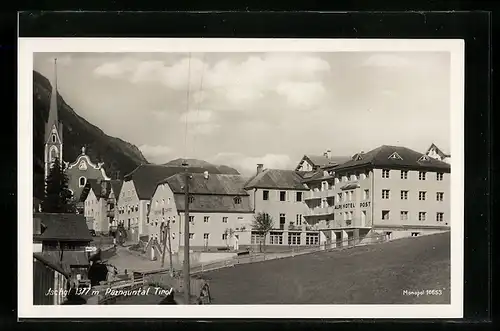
[18,38,464,318]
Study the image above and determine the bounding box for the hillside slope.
[164,158,240,175]
[33,70,149,198]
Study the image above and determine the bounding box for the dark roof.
[161,173,250,195]
[33,253,71,277]
[34,251,90,269]
[296,154,352,171]
[244,169,309,190]
[340,183,360,190]
[425,143,451,158]
[124,164,230,200]
[173,194,253,213]
[333,145,451,172]
[110,180,123,199]
[34,213,93,242]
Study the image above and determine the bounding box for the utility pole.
[182,162,191,304]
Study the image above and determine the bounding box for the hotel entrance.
[346,231,355,246]
[334,231,343,248]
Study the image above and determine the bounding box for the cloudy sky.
[33,51,451,175]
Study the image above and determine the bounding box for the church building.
[43,59,111,206]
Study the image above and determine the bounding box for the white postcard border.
[18,38,464,319]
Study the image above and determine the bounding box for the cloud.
[179,110,213,124]
[92,53,331,109]
[276,81,326,108]
[139,144,173,164]
[210,152,293,176]
[150,110,170,121]
[363,54,411,67]
[191,123,221,135]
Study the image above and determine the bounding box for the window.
[189,233,194,240]
[279,213,286,229]
[419,171,426,180]
[79,176,86,187]
[401,190,408,200]
[296,192,303,202]
[204,216,210,223]
[401,170,408,179]
[280,191,286,201]
[437,173,444,181]
[436,192,444,201]
[436,212,444,222]
[189,216,195,223]
[269,232,283,245]
[288,232,301,245]
[419,191,427,201]
[419,212,426,221]
[222,217,228,223]
[364,189,370,200]
[382,210,390,220]
[348,191,353,201]
[203,233,209,240]
[418,155,430,162]
[337,193,342,203]
[222,233,228,240]
[251,232,262,244]
[382,169,390,178]
[188,196,194,204]
[360,173,367,180]
[388,152,403,160]
[172,216,175,223]
[167,197,171,204]
[51,134,56,143]
[386,232,392,240]
[263,190,269,201]
[343,192,347,202]
[162,199,165,205]
[306,233,319,246]
[382,189,390,199]
[400,211,409,221]
[234,196,242,204]
[296,214,303,226]
[411,232,420,237]
[335,177,340,184]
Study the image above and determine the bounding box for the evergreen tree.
[42,157,76,213]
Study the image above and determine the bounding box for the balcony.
[107,210,115,217]
[305,206,335,217]
[305,189,336,200]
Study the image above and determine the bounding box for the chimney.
[326,150,331,159]
[257,164,264,174]
[203,171,209,179]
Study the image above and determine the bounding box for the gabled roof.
[296,154,352,171]
[172,194,254,213]
[244,169,309,190]
[425,143,451,158]
[124,164,231,201]
[110,180,123,199]
[34,251,90,270]
[161,173,250,196]
[33,213,93,242]
[333,145,451,173]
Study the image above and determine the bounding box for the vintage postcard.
[18,38,464,318]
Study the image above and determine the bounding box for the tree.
[41,157,76,213]
[252,212,274,253]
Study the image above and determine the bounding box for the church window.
[79,176,86,187]
[52,134,56,143]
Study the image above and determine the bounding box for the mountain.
[163,158,240,175]
[33,70,149,199]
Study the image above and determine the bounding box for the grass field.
[200,232,451,304]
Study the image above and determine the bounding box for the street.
[106,245,161,273]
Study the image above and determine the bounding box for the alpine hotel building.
[303,145,451,246]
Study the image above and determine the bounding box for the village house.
[81,179,122,234]
[295,150,351,172]
[116,164,228,243]
[33,253,70,305]
[33,213,93,297]
[302,145,451,246]
[243,166,314,248]
[148,172,254,256]
[425,143,451,164]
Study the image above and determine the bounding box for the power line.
[192,53,206,159]
[183,53,192,162]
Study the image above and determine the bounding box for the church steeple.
[44,58,64,181]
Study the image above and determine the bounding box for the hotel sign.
[334,201,371,210]
[153,207,172,215]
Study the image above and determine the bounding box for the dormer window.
[355,154,363,161]
[419,155,430,162]
[234,196,242,204]
[388,152,403,160]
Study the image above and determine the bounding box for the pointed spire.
[45,58,59,142]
